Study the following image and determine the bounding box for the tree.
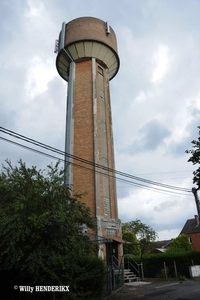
[0,160,105,299]
[122,219,158,256]
[185,126,200,189]
[167,234,192,253]
[122,231,141,256]
[185,126,200,216]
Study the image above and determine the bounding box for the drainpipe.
[58,22,75,186]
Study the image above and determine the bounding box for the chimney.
[194,215,199,226]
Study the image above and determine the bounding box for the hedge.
[125,250,200,279]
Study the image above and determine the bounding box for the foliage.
[65,256,106,300]
[185,126,200,215]
[122,219,158,256]
[167,234,192,253]
[185,126,200,189]
[130,250,200,279]
[122,231,141,256]
[0,160,105,299]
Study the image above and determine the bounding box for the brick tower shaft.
[55,17,122,262]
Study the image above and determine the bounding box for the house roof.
[149,248,167,254]
[155,239,172,248]
[180,218,200,234]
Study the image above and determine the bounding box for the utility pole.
[192,187,200,217]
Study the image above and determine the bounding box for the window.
[100,89,104,100]
[104,197,110,216]
[98,66,104,75]
[102,157,108,168]
[102,157,108,179]
[106,228,116,236]
[98,66,104,100]
[101,121,106,133]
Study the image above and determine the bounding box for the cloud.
[152,44,169,83]
[25,56,57,100]
[154,200,179,212]
[124,119,171,154]
[1,0,200,241]
[167,110,200,157]
[118,185,195,240]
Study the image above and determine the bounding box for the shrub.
[125,250,200,279]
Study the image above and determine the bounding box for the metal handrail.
[124,254,141,278]
[111,255,124,289]
[112,255,123,271]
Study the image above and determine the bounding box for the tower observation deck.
[55,17,122,261]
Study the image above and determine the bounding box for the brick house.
[180,215,200,250]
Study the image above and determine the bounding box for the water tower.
[55,17,122,261]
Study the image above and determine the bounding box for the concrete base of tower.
[99,217,123,267]
[85,217,123,266]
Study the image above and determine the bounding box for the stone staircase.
[124,268,139,283]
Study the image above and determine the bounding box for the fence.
[142,259,194,279]
[162,261,190,279]
[104,257,124,296]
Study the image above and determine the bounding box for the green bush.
[67,256,106,300]
[0,161,106,299]
[0,256,105,300]
[125,250,200,279]
[123,231,141,256]
[167,234,192,252]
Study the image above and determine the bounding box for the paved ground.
[107,279,200,299]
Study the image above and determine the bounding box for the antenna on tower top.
[54,39,59,53]
[105,21,110,34]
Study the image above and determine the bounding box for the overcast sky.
[1,0,200,241]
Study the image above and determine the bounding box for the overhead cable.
[0,126,192,194]
[0,136,192,199]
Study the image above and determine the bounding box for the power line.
[0,136,192,199]
[134,170,194,176]
[0,126,191,193]
[0,126,192,194]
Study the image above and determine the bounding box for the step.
[124,269,131,273]
[124,269,135,274]
[124,274,139,282]
[124,276,137,281]
[124,277,139,282]
[124,273,136,278]
[124,269,139,282]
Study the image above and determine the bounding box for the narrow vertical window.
[98,66,104,75]
[100,89,104,100]
[104,197,110,217]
